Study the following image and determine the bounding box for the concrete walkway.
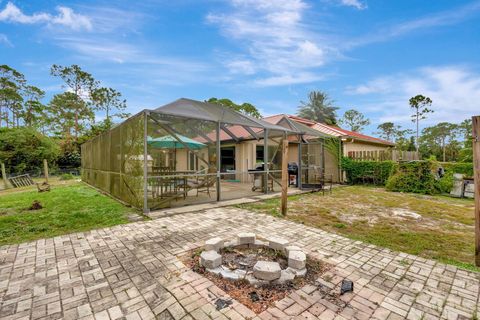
[0,208,479,320]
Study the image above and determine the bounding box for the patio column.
[143,110,149,214]
[298,134,304,189]
[216,121,221,201]
[264,128,269,194]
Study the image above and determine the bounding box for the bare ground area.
[237,185,478,271]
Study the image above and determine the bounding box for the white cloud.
[340,0,367,10]
[226,59,256,75]
[348,66,480,126]
[254,72,324,87]
[0,2,92,31]
[348,1,480,47]
[207,0,331,86]
[0,33,12,46]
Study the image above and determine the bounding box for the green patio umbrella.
[147,134,206,150]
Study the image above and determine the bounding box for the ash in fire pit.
[199,233,307,285]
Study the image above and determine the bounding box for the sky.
[1,0,479,136]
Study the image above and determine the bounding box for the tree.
[206,97,261,118]
[0,127,59,174]
[421,122,458,162]
[47,92,92,144]
[0,65,25,128]
[376,122,399,141]
[50,64,98,140]
[297,91,338,125]
[21,85,46,128]
[457,119,472,147]
[339,109,370,132]
[91,87,128,127]
[409,94,433,156]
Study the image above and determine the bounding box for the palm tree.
[297,91,338,125]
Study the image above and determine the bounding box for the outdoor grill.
[288,162,298,186]
[248,163,265,191]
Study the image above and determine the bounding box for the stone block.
[288,250,306,270]
[285,245,302,256]
[275,269,296,284]
[286,267,307,277]
[200,250,222,269]
[237,233,256,245]
[205,237,224,252]
[268,237,289,251]
[253,261,282,281]
[254,239,269,247]
[220,269,241,281]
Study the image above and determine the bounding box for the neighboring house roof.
[264,114,395,146]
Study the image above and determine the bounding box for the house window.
[188,151,198,171]
[256,145,264,163]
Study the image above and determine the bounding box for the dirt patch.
[28,200,43,210]
[182,246,334,314]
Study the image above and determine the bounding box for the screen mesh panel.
[81,112,145,209]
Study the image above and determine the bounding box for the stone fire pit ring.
[199,233,307,285]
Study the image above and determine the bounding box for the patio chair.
[195,174,217,197]
[180,168,216,198]
[319,173,333,195]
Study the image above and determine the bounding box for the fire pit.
[199,233,307,285]
[182,233,334,314]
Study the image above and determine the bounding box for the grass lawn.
[0,180,142,245]
[237,186,479,272]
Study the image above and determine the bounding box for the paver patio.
[0,207,479,320]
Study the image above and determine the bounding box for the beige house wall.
[288,144,299,163]
[165,138,351,184]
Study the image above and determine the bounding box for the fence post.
[281,140,289,216]
[472,116,480,267]
[43,159,49,184]
[1,162,10,189]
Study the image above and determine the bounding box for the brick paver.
[1,207,479,319]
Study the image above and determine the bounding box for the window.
[188,151,198,171]
[256,145,264,163]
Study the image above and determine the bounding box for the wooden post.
[472,116,480,266]
[281,139,289,216]
[43,159,49,184]
[1,162,10,189]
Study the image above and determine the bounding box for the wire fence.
[5,166,81,179]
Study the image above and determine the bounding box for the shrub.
[0,127,60,175]
[386,161,439,194]
[57,151,81,168]
[59,173,75,180]
[341,157,397,185]
[436,162,474,193]
[440,162,473,177]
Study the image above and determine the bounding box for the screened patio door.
[300,141,324,189]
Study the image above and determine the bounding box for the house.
[264,114,395,154]
[81,98,394,212]
[263,114,395,182]
[81,98,326,212]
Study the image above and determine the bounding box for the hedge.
[342,158,473,195]
[341,157,397,185]
[385,161,439,194]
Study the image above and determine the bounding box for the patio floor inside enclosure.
[81,98,327,212]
